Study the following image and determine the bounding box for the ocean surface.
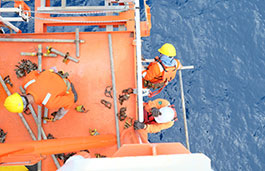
[1,0,265,170]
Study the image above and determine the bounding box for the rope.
[32,16,128,23]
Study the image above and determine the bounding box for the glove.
[134,120,146,130]
[51,111,57,117]
[151,107,161,117]
[53,108,69,121]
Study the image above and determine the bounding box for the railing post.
[135,0,144,122]
[178,70,190,151]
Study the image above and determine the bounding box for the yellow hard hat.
[158,43,176,57]
[4,93,24,113]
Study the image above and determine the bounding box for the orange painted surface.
[112,143,191,157]
[0,135,115,165]
[0,31,142,170]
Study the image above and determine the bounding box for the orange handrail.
[0,135,116,166]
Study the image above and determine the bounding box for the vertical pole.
[134,0,144,122]
[61,0,66,8]
[108,33,120,149]
[38,44,42,72]
[37,44,42,141]
[75,28,80,58]
[105,0,113,31]
[37,105,42,141]
[37,44,42,171]
[43,107,48,124]
[40,0,46,8]
[37,104,42,171]
[178,70,190,151]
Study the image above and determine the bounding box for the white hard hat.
[154,107,175,123]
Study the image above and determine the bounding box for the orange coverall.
[142,58,181,84]
[144,99,174,133]
[22,70,74,110]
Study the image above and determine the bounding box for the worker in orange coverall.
[134,98,178,133]
[4,69,77,121]
[142,43,182,90]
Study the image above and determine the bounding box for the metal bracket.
[3,75,13,87]
[118,88,134,105]
[117,107,127,121]
[101,99,112,109]
[89,128,99,136]
[104,86,113,98]
[124,117,133,129]
[0,128,7,143]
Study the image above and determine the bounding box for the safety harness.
[56,71,71,94]
[143,105,178,124]
[146,56,180,97]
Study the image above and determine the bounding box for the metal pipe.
[180,66,194,70]
[47,46,79,63]
[37,6,128,13]
[17,113,37,141]
[0,16,20,33]
[19,86,61,169]
[21,52,57,57]
[0,17,24,22]
[61,0,66,8]
[108,33,120,149]
[0,8,21,13]
[38,44,42,72]
[105,0,114,32]
[41,0,46,8]
[134,0,144,122]
[75,28,80,58]
[37,105,42,141]
[0,38,84,43]
[178,70,190,151]
[43,53,57,57]
[0,75,36,141]
[37,45,42,140]
[37,44,42,171]
[43,107,48,124]
[37,157,42,171]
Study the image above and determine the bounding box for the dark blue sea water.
[142,1,265,170]
[1,0,265,170]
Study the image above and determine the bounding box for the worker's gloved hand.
[134,120,146,130]
[151,107,161,117]
[53,108,69,121]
